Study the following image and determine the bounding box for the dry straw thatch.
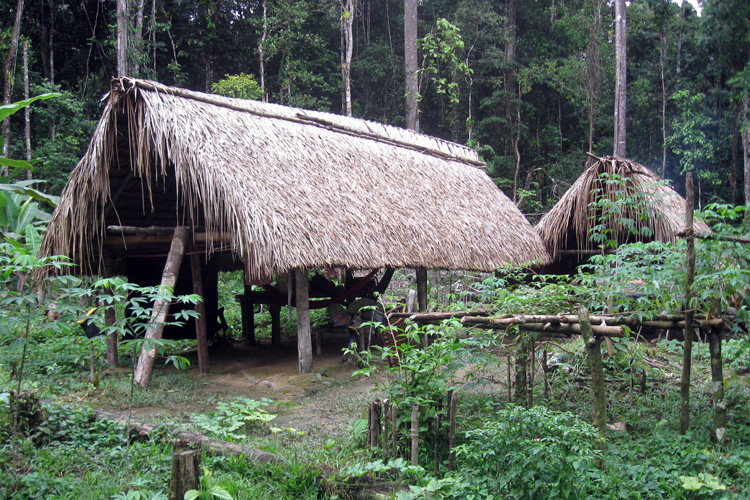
[535,155,710,261]
[42,78,549,279]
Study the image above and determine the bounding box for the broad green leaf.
[25,225,41,256]
[0,93,60,122]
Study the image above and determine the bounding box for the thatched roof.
[535,156,710,261]
[42,78,549,279]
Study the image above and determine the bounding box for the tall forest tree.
[613,0,627,157]
[404,0,418,130]
[2,0,24,159]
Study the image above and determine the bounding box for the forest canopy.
[1,0,748,217]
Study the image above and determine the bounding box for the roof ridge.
[115,77,484,168]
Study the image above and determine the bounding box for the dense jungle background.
[1,0,749,211]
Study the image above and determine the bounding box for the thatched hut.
[42,77,550,381]
[535,156,709,274]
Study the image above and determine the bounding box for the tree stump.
[168,439,201,500]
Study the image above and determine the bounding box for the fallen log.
[93,409,281,465]
[388,310,488,322]
[461,314,723,332]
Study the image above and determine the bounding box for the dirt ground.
[175,331,385,434]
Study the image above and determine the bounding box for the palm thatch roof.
[42,77,549,279]
[535,156,710,261]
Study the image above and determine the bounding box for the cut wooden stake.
[168,439,201,500]
[448,392,456,471]
[433,413,440,477]
[134,226,189,387]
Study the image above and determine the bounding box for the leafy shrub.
[452,405,603,500]
[190,398,276,442]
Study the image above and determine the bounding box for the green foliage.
[185,468,234,500]
[419,18,471,105]
[446,405,603,500]
[211,74,263,100]
[190,398,276,443]
[667,90,715,178]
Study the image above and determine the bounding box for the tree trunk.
[259,0,268,102]
[23,41,31,180]
[296,268,312,374]
[404,0,419,130]
[659,25,667,178]
[133,226,189,387]
[341,0,354,117]
[680,173,695,434]
[506,0,520,200]
[586,0,603,161]
[168,440,201,500]
[579,306,607,438]
[133,0,146,76]
[676,0,686,75]
[2,0,25,160]
[743,95,750,230]
[117,0,130,76]
[613,0,627,157]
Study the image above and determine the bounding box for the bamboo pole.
[580,306,607,438]
[134,226,189,387]
[680,173,695,435]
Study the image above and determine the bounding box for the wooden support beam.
[133,226,189,387]
[296,268,312,374]
[190,254,209,374]
[680,173,695,435]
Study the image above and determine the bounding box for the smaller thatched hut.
[535,156,709,273]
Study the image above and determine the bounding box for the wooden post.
[708,300,727,443]
[542,343,549,399]
[410,403,419,466]
[102,255,118,367]
[190,254,209,374]
[134,226,189,387]
[528,336,535,408]
[295,268,312,374]
[270,302,281,346]
[370,400,381,446]
[168,439,201,500]
[514,337,528,406]
[506,353,512,402]
[448,392,456,471]
[382,399,390,459]
[391,402,398,459]
[433,413,440,476]
[579,306,607,438]
[416,267,428,312]
[680,172,695,435]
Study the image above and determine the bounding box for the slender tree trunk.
[48,0,54,84]
[676,0,686,75]
[117,0,130,76]
[514,337,528,406]
[340,0,354,117]
[404,0,419,131]
[586,0,603,162]
[744,95,750,229]
[23,41,31,180]
[259,0,268,102]
[660,28,668,177]
[613,0,627,157]
[680,173,695,434]
[2,0,25,160]
[506,0,519,200]
[133,0,145,76]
